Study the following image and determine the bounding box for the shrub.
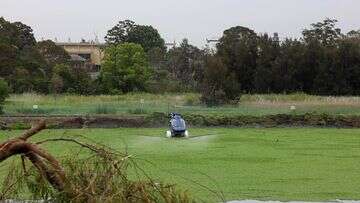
[92,105,117,114]
[0,79,9,113]
[9,122,31,130]
[200,56,241,106]
[184,94,200,106]
[15,107,55,115]
[127,108,148,114]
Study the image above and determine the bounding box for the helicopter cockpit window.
[171,118,185,128]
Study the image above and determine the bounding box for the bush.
[127,108,148,114]
[200,56,241,106]
[15,107,55,115]
[184,94,200,106]
[91,105,117,114]
[0,79,9,113]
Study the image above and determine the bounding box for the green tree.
[336,35,360,95]
[302,18,344,95]
[217,26,258,93]
[105,20,135,44]
[52,64,92,95]
[105,20,165,52]
[100,43,151,93]
[0,43,17,78]
[254,33,280,93]
[271,39,306,93]
[37,40,70,68]
[0,17,36,50]
[0,79,9,113]
[200,55,240,106]
[302,18,342,47]
[166,39,204,90]
[0,17,48,93]
[128,25,165,52]
[50,73,64,94]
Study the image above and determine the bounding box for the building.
[56,42,105,78]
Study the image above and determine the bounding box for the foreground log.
[0,121,197,202]
[0,120,66,191]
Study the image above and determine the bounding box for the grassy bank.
[3,93,360,116]
[1,128,360,202]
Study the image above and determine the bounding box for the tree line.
[202,19,360,105]
[0,17,360,106]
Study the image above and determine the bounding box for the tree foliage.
[0,17,48,93]
[217,26,258,93]
[0,79,9,113]
[1,17,360,99]
[105,20,165,52]
[36,40,70,68]
[100,43,151,93]
[200,55,240,106]
[166,39,204,91]
[213,18,360,97]
[0,17,92,95]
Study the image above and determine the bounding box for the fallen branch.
[0,120,66,192]
[0,120,195,203]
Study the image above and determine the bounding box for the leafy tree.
[200,55,240,106]
[0,79,9,113]
[0,17,36,50]
[301,18,344,94]
[0,42,17,78]
[128,25,165,52]
[271,39,306,93]
[0,17,48,93]
[217,26,258,93]
[166,39,204,90]
[312,47,338,95]
[147,46,166,69]
[100,43,151,93]
[53,64,72,92]
[52,64,92,94]
[105,20,135,44]
[302,18,342,47]
[254,33,280,93]
[50,73,64,94]
[37,40,70,68]
[347,30,360,38]
[105,20,165,52]
[337,36,360,95]
[70,67,93,95]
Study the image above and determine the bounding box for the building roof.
[56,42,105,47]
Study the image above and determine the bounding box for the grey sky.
[1,0,359,47]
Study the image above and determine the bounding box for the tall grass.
[91,104,117,114]
[3,92,360,116]
[241,92,360,104]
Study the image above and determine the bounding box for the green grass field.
[1,127,360,202]
[3,93,360,116]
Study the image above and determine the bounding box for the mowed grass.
[3,93,360,116]
[1,128,360,202]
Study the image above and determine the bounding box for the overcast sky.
[1,0,359,47]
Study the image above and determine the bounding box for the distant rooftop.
[56,42,106,46]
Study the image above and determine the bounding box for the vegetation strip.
[1,113,360,129]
